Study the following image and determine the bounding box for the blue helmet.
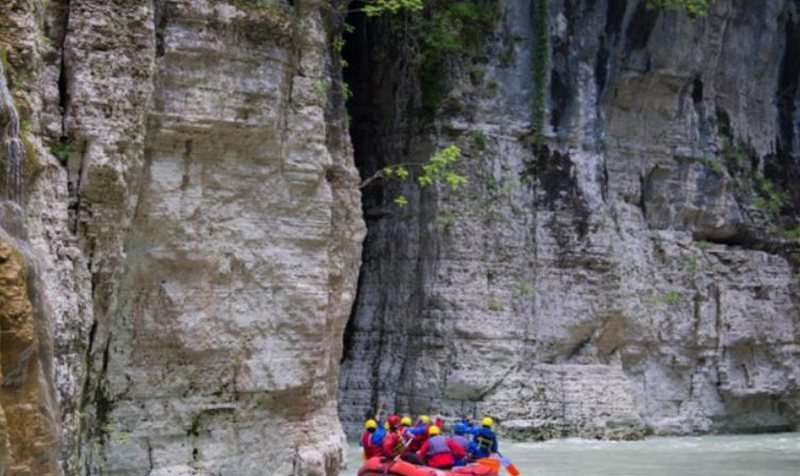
[454,423,467,435]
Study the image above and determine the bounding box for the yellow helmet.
[419,415,430,425]
[364,419,377,430]
[482,416,494,427]
[428,425,441,436]
[401,416,412,426]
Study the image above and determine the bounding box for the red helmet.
[387,415,401,427]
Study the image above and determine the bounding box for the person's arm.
[382,435,393,456]
[417,440,429,460]
[448,439,467,459]
[491,435,498,453]
[407,425,425,436]
[371,426,386,445]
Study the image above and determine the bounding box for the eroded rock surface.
[338,0,800,440]
[1,0,363,474]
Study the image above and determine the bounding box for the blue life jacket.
[471,426,497,457]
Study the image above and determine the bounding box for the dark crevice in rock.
[776,15,800,206]
[692,75,704,106]
[154,0,168,58]
[594,36,610,99]
[624,1,658,53]
[549,69,569,131]
[551,1,574,131]
[57,0,71,139]
[605,0,627,37]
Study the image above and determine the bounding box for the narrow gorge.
[0,1,797,476]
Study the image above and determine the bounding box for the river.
[341,433,800,475]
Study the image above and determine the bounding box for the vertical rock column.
[75,0,364,475]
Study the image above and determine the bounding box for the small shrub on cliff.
[513,281,536,298]
[645,0,716,16]
[360,0,423,17]
[359,145,467,206]
[487,298,505,311]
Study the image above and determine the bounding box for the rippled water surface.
[341,433,800,475]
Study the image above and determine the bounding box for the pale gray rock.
[338,0,800,441]
[1,0,363,474]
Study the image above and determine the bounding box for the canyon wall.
[1,0,363,474]
[338,0,800,440]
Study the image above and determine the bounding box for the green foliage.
[369,146,467,207]
[531,0,549,153]
[645,0,715,16]
[782,225,800,240]
[49,140,76,162]
[721,136,749,165]
[384,165,410,180]
[514,281,536,298]
[699,156,725,176]
[753,172,788,215]
[314,78,331,101]
[656,290,681,305]
[685,255,699,278]
[100,423,130,442]
[361,0,424,17]
[499,33,515,67]
[409,0,500,109]
[472,131,487,151]
[231,0,277,11]
[487,298,505,311]
[497,180,517,197]
[417,145,467,188]
[435,211,456,230]
[696,239,711,250]
[342,81,354,101]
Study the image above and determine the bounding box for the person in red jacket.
[382,415,405,459]
[404,414,443,454]
[416,425,467,470]
[360,419,384,460]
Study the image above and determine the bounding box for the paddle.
[497,452,520,476]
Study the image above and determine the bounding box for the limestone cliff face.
[1,0,363,475]
[338,0,800,439]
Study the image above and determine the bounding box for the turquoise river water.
[341,433,800,475]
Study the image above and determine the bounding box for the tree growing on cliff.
[359,145,467,206]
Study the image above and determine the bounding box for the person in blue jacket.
[451,422,471,466]
[468,416,498,458]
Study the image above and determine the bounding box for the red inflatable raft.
[357,457,500,476]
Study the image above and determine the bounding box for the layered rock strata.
[338,0,800,440]
[1,0,363,474]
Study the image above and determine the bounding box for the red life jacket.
[361,431,383,459]
[382,430,404,458]
[405,424,429,452]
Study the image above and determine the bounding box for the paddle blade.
[506,463,521,476]
[477,458,502,471]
